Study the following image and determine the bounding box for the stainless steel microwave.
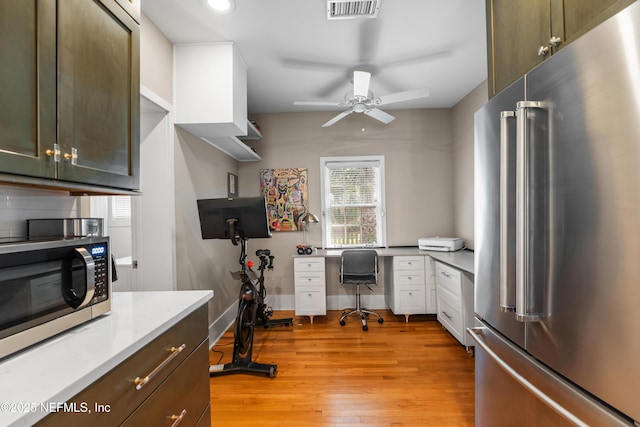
[0,236,111,359]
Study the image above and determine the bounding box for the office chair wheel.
[340,320,346,326]
[378,318,384,324]
[363,325,368,331]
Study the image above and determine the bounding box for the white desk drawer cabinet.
[385,256,428,321]
[435,261,474,350]
[294,257,326,323]
[436,292,464,345]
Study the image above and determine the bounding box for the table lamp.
[297,212,319,254]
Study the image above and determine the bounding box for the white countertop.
[0,290,212,427]
[298,247,475,274]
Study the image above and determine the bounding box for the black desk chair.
[339,249,384,331]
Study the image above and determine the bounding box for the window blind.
[112,196,132,219]
[322,158,385,247]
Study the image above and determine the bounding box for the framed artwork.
[260,168,308,231]
[227,173,238,197]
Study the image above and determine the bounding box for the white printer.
[418,237,464,252]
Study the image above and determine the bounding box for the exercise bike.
[209,219,292,378]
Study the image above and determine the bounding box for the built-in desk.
[293,247,474,327]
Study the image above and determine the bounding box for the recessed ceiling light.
[206,0,235,13]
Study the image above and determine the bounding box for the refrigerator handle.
[515,101,547,322]
[467,327,588,427]
[499,110,516,312]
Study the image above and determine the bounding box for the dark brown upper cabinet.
[486,0,636,98]
[0,0,140,192]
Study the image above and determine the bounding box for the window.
[320,156,386,248]
[111,196,132,220]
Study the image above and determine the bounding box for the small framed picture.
[227,173,238,197]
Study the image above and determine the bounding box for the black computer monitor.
[197,197,272,243]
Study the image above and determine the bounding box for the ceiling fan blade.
[374,88,430,106]
[353,70,371,98]
[358,19,381,63]
[281,57,345,72]
[379,50,452,69]
[364,108,395,124]
[322,110,353,127]
[294,101,343,107]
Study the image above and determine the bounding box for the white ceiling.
[141,0,488,115]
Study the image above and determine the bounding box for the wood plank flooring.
[209,310,475,426]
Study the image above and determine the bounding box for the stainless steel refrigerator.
[471,2,640,425]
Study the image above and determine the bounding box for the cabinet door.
[57,0,140,190]
[0,0,56,179]
[486,0,550,97]
[555,0,635,45]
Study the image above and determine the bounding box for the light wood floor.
[209,310,475,426]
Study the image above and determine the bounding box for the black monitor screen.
[197,197,272,240]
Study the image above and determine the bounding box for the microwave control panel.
[90,243,109,303]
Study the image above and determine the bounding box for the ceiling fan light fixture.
[206,0,235,13]
[327,0,380,20]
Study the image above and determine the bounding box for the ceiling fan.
[293,70,430,127]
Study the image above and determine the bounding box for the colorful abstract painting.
[260,168,308,231]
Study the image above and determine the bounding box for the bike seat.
[256,249,271,257]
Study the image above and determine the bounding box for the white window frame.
[320,155,387,249]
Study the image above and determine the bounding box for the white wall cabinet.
[384,256,437,321]
[174,42,260,161]
[435,261,475,350]
[294,257,326,323]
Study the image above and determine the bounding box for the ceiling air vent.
[327,0,380,20]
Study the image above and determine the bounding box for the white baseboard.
[208,303,236,347]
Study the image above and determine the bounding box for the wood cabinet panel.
[486,0,636,98]
[486,0,550,97]
[0,0,140,191]
[0,0,56,178]
[122,341,210,427]
[57,0,140,190]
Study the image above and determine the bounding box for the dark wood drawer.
[37,305,208,426]
[122,340,210,426]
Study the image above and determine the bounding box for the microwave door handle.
[499,110,516,312]
[515,101,547,322]
[75,247,95,308]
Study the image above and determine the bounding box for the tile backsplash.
[0,185,82,238]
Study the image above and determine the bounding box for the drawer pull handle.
[440,271,451,278]
[441,311,452,320]
[134,344,186,390]
[170,409,187,427]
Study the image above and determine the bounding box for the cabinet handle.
[170,409,187,427]
[549,36,562,47]
[45,144,60,162]
[537,45,549,56]
[440,271,451,278]
[63,147,78,166]
[441,311,452,320]
[134,344,186,390]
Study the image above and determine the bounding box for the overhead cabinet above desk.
[174,43,261,161]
